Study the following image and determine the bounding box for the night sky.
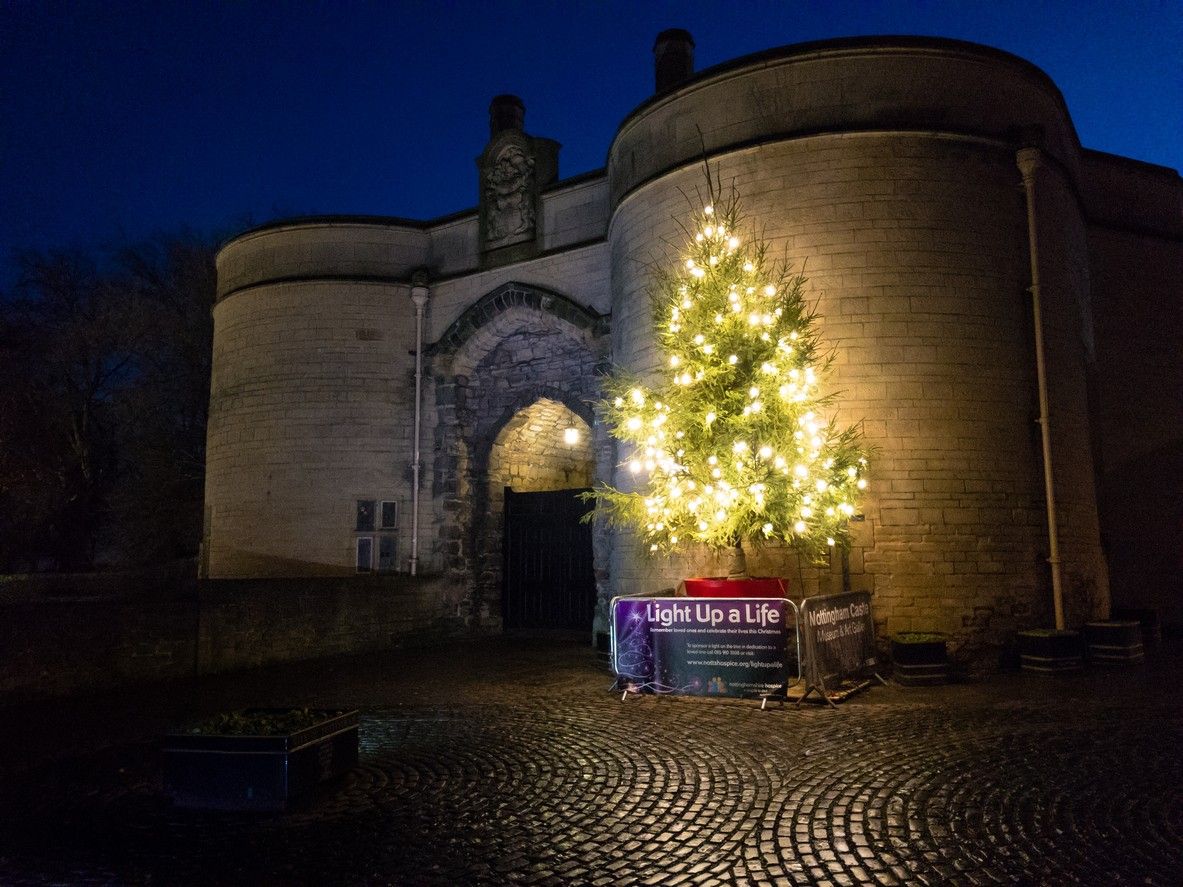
[2,1,1180,288]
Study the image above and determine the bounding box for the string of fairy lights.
[593,194,869,562]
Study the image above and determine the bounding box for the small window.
[378,535,397,572]
[356,537,373,572]
[356,500,375,532]
[380,501,397,530]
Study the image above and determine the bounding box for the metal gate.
[503,488,595,631]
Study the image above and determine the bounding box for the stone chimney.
[489,94,525,138]
[653,29,695,94]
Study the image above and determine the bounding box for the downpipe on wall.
[409,272,430,576]
[1017,147,1065,630]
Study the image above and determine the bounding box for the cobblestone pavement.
[1,635,1181,885]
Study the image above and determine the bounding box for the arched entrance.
[490,399,595,630]
[428,282,610,631]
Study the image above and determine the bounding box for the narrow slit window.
[356,537,373,572]
[380,501,397,530]
[378,535,397,572]
[356,500,375,532]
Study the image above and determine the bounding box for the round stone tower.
[204,219,427,577]
[605,37,1108,644]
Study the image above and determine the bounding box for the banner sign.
[799,591,877,688]
[612,597,794,697]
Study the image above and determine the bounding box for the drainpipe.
[1017,147,1065,630]
[409,271,430,576]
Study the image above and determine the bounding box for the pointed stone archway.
[429,282,611,630]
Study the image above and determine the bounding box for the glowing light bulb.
[762,523,774,534]
[564,427,580,445]
[704,205,713,215]
[759,446,772,459]
[728,355,738,365]
[627,417,642,431]
[631,389,644,404]
[794,521,807,533]
[764,285,776,296]
[857,478,867,489]
[827,537,836,547]
[705,412,716,425]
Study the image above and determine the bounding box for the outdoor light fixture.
[564,427,580,445]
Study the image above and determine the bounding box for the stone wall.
[1085,154,1183,627]
[196,574,464,674]
[0,566,198,697]
[0,568,467,698]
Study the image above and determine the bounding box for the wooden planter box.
[1017,630,1083,674]
[1110,608,1161,645]
[891,633,949,686]
[164,709,359,811]
[1084,621,1145,663]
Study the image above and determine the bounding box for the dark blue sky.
[2,1,1180,288]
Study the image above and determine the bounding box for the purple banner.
[612,597,791,697]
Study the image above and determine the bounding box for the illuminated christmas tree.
[593,185,870,577]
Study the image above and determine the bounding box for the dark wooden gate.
[503,488,595,631]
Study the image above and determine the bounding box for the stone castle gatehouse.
[202,33,1183,649]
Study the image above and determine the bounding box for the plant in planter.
[163,708,359,811]
[891,632,949,686]
[588,179,870,594]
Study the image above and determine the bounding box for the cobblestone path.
[1,638,1181,885]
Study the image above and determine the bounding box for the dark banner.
[612,597,792,697]
[799,591,877,687]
